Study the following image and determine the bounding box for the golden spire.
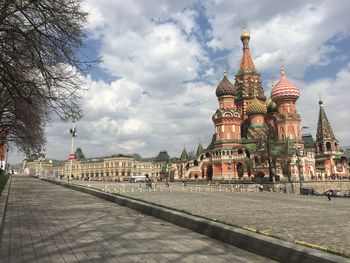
[240,27,250,42]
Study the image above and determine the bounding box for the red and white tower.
[270,66,302,147]
[212,70,242,148]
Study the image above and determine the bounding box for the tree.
[0,0,93,151]
[277,155,295,193]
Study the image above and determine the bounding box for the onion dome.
[246,97,267,116]
[266,98,277,112]
[215,70,235,97]
[271,67,300,102]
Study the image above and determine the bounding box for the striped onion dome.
[271,67,300,102]
[216,70,235,98]
[246,97,267,116]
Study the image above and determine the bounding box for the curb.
[0,176,11,237]
[43,178,349,263]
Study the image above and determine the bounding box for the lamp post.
[66,109,82,183]
[38,147,46,178]
[296,146,303,194]
[228,155,231,185]
[4,147,9,174]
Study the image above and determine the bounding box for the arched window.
[318,143,323,152]
[237,163,244,178]
[245,149,250,158]
[238,149,243,154]
[326,142,331,152]
[193,160,198,166]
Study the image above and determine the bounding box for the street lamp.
[295,146,303,194]
[4,147,9,174]
[66,108,82,183]
[38,147,46,178]
[228,155,232,185]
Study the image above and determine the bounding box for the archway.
[206,164,213,181]
[237,163,244,178]
[318,143,323,152]
[326,142,331,151]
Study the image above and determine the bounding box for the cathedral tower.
[270,66,302,146]
[234,30,265,118]
[315,100,340,154]
[315,100,348,178]
[212,70,242,148]
[234,29,265,138]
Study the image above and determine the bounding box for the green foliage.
[0,175,9,195]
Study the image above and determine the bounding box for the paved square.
[75,180,350,256]
[0,176,275,262]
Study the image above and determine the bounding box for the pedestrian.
[327,191,331,201]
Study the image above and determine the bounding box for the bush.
[0,175,9,195]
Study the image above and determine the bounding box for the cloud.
[298,62,350,146]
[205,0,350,78]
[8,1,350,164]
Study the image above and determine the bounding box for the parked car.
[300,188,319,195]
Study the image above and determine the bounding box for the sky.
[9,0,350,164]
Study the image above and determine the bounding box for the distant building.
[25,147,163,181]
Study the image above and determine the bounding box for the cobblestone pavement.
[73,180,350,255]
[0,176,275,263]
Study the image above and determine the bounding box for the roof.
[316,101,337,144]
[196,142,204,156]
[154,151,170,162]
[302,134,315,148]
[271,68,300,102]
[246,97,267,116]
[215,72,235,97]
[74,147,86,161]
[180,147,189,161]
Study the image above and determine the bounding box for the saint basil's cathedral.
[178,30,349,182]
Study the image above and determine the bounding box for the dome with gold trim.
[271,68,300,102]
[246,97,267,116]
[215,71,235,98]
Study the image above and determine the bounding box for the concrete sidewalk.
[0,176,274,263]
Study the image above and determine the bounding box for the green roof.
[154,151,170,162]
[302,134,315,148]
[74,147,86,161]
[196,143,204,156]
[180,148,189,161]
